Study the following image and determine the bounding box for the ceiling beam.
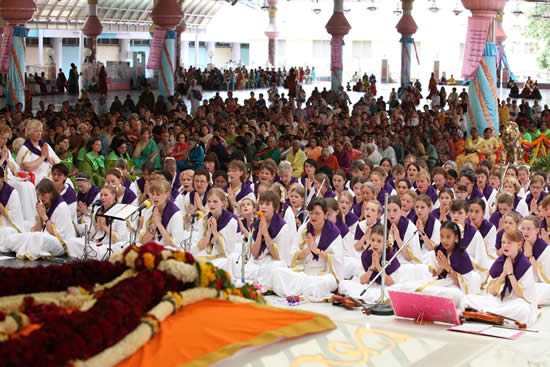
[55,0,73,21]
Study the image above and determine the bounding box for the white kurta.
[534,246,550,305]
[5,153,37,223]
[191,214,242,270]
[3,200,75,260]
[16,142,60,184]
[464,229,492,280]
[228,222,292,288]
[66,206,131,260]
[271,226,344,302]
[515,197,529,218]
[395,220,424,265]
[465,267,538,327]
[390,251,481,312]
[419,218,441,264]
[138,206,185,250]
[0,188,26,240]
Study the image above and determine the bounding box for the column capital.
[176,18,186,34]
[83,15,103,38]
[325,12,351,38]
[0,0,36,25]
[152,0,183,30]
[461,0,507,18]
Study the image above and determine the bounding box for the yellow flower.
[173,251,187,262]
[143,253,156,271]
[199,263,210,287]
[167,291,184,308]
[77,286,89,295]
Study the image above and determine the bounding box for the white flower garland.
[156,259,198,284]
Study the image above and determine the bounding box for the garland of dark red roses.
[0,243,263,366]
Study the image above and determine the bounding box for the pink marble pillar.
[325,0,351,92]
[396,0,418,88]
[82,0,103,64]
[264,0,279,67]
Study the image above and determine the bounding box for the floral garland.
[0,242,264,367]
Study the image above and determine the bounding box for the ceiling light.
[367,0,377,12]
[428,0,439,13]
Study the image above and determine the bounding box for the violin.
[461,309,526,329]
[332,295,372,315]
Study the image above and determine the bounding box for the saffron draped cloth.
[117,299,336,367]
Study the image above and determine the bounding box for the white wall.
[215,47,232,65]
[96,45,121,65]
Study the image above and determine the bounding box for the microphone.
[92,199,103,207]
[138,200,151,212]
[191,210,203,218]
[255,211,264,219]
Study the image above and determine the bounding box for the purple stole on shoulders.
[476,219,495,239]
[77,185,100,207]
[189,188,209,207]
[377,187,391,206]
[532,237,548,261]
[352,201,362,217]
[495,229,504,250]
[513,195,521,211]
[0,183,15,206]
[121,188,137,205]
[345,211,359,227]
[489,211,502,228]
[460,223,477,251]
[389,216,410,252]
[361,249,400,284]
[482,185,494,201]
[525,191,546,208]
[418,185,438,205]
[335,216,349,237]
[385,176,395,189]
[431,208,449,222]
[62,185,77,205]
[437,246,473,279]
[542,218,550,234]
[419,215,436,248]
[324,189,336,199]
[467,186,484,203]
[307,220,340,261]
[123,177,132,190]
[355,220,381,241]
[406,210,418,223]
[235,182,253,202]
[161,200,180,229]
[136,177,145,194]
[23,139,45,157]
[253,212,284,254]
[490,253,531,299]
[46,197,65,219]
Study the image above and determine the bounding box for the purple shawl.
[352,201,363,217]
[406,210,418,223]
[476,219,495,238]
[123,177,132,190]
[482,184,494,201]
[253,212,285,255]
[361,249,400,284]
[136,177,145,194]
[419,215,436,248]
[489,211,502,228]
[460,223,478,251]
[495,229,504,250]
[345,211,359,227]
[307,220,340,261]
[121,188,137,205]
[0,183,14,206]
[431,208,449,222]
[388,216,410,252]
[23,139,45,157]
[161,200,180,228]
[77,185,100,207]
[490,253,531,299]
[418,185,438,205]
[324,189,336,199]
[542,218,549,235]
[335,216,349,237]
[467,186,484,203]
[513,195,521,211]
[355,221,381,241]
[62,185,77,205]
[525,191,546,208]
[235,181,254,202]
[437,246,474,279]
[532,237,548,261]
[189,188,209,207]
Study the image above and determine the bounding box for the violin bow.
[485,311,537,332]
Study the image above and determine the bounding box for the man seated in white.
[2,178,75,260]
[272,198,344,302]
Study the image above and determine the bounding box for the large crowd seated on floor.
[1,70,550,327]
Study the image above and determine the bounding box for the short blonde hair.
[149,179,171,195]
[24,119,43,138]
[502,177,521,194]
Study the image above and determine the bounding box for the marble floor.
[4,80,550,116]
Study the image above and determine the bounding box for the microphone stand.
[237,215,260,284]
[182,214,198,251]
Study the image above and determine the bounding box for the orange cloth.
[117,298,335,367]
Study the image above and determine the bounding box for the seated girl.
[130,161,155,204]
[326,198,354,259]
[525,175,546,216]
[541,195,550,243]
[502,177,529,217]
[391,221,481,312]
[450,199,491,279]
[465,229,538,327]
[333,170,351,198]
[181,168,210,231]
[237,198,256,237]
[476,168,497,213]
[3,179,75,260]
[81,138,105,187]
[520,216,550,305]
[386,195,423,265]
[277,160,299,193]
[287,183,306,231]
[369,168,395,207]
[67,185,131,260]
[341,223,431,303]
[227,160,255,215]
[272,198,344,302]
[350,176,367,207]
[104,168,139,235]
[432,187,453,223]
[230,191,291,287]
[138,179,184,249]
[255,162,277,197]
[468,198,497,261]
[338,191,359,241]
[300,158,317,192]
[415,171,439,208]
[415,194,441,262]
[74,171,101,234]
[401,189,418,222]
[349,200,382,279]
[193,188,241,269]
[0,167,25,237]
[489,192,516,229]
[271,183,296,230]
[313,173,336,199]
[495,212,521,257]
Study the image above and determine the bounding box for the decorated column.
[120,39,131,62]
[495,11,515,87]
[52,38,63,70]
[175,18,186,70]
[396,0,418,88]
[325,0,351,92]
[231,42,240,64]
[0,0,36,110]
[461,0,507,136]
[264,0,278,67]
[150,0,183,98]
[82,0,102,64]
